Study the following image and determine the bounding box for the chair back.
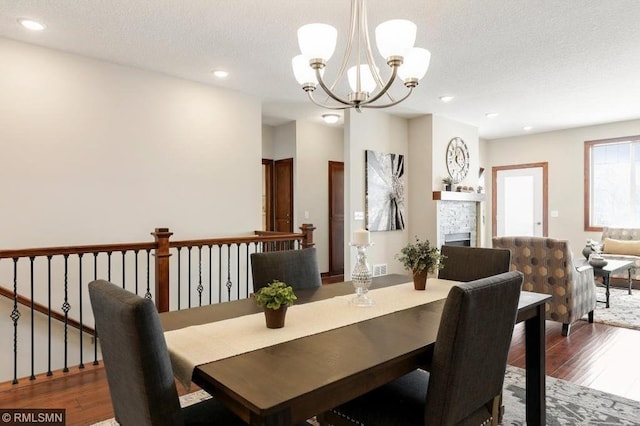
[250,247,321,292]
[425,271,523,425]
[438,245,511,282]
[89,280,183,426]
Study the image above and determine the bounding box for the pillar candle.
[353,229,370,246]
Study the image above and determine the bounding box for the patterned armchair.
[492,236,596,336]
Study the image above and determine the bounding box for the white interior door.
[495,165,545,237]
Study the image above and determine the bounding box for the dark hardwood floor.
[1,320,639,426]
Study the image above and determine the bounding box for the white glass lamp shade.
[375,19,416,60]
[347,65,378,93]
[398,47,431,81]
[292,55,318,85]
[297,23,338,61]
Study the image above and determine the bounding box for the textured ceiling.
[1,0,640,139]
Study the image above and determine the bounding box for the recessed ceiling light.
[212,70,229,79]
[18,19,46,31]
[523,126,533,131]
[439,95,454,103]
[322,114,340,124]
[485,112,499,119]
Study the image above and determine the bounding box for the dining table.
[160,274,550,426]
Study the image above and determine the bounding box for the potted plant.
[396,237,445,290]
[254,280,297,328]
[442,176,454,191]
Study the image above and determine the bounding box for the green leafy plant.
[442,176,454,185]
[254,280,297,310]
[396,237,445,274]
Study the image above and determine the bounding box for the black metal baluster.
[226,245,232,301]
[208,245,213,305]
[47,256,53,375]
[121,250,127,291]
[187,246,192,308]
[29,256,35,380]
[218,246,222,303]
[236,244,241,300]
[245,244,250,298]
[107,251,112,283]
[145,249,152,300]
[11,258,20,384]
[197,246,203,307]
[78,253,84,369]
[62,254,70,373]
[92,253,99,366]
[134,250,139,295]
[177,247,182,310]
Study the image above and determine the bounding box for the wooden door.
[262,159,274,231]
[329,161,344,276]
[274,158,293,232]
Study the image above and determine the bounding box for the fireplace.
[444,232,471,247]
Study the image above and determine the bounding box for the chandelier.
[292,0,431,112]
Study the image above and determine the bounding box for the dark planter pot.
[412,270,428,291]
[264,306,288,329]
[444,184,452,191]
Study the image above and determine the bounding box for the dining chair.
[438,245,511,282]
[88,280,247,426]
[321,271,524,426]
[250,247,322,293]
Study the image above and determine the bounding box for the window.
[585,135,640,230]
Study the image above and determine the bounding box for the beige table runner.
[164,278,455,389]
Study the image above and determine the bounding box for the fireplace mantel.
[432,191,485,202]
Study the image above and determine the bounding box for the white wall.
[345,110,409,277]
[261,125,275,159]
[0,38,263,248]
[295,121,343,272]
[485,118,640,251]
[408,114,481,247]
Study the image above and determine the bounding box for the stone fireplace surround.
[438,201,478,248]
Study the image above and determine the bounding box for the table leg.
[604,275,610,308]
[525,303,546,426]
[629,269,633,295]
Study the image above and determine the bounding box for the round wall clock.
[446,137,470,183]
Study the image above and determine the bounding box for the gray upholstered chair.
[250,247,322,293]
[322,271,524,426]
[438,245,511,282]
[493,236,596,336]
[88,280,246,426]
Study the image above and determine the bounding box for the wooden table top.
[160,274,550,425]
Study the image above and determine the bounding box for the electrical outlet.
[373,264,388,277]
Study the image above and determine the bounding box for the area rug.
[502,365,640,425]
[580,285,640,331]
[92,365,640,425]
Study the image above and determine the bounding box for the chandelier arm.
[361,87,414,109]
[328,0,359,92]
[306,92,353,110]
[360,65,400,106]
[361,0,387,92]
[315,68,352,106]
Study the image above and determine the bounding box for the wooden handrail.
[0,285,95,337]
[0,242,155,259]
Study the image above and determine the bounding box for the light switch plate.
[354,211,364,220]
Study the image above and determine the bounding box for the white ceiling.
[2,0,640,139]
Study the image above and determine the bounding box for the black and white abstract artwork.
[365,150,405,231]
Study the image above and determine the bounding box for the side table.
[579,259,634,308]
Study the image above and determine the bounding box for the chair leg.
[490,395,500,426]
[588,310,594,323]
[562,323,570,336]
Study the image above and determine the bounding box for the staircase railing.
[0,224,315,385]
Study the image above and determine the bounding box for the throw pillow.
[602,238,640,256]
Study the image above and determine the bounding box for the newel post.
[152,227,173,313]
[300,223,316,248]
